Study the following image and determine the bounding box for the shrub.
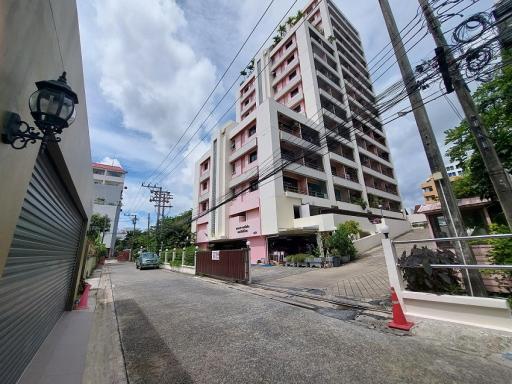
[488,224,512,276]
[398,246,464,294]
[325,222,358,261]
[285,253,309,263]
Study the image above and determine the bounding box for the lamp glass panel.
[38,89,62,116]
[59,97,75,122]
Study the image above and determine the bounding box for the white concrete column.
[381,237,404,307]
[164,248,169,265]
[181,248,186,266]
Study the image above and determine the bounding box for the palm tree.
[286,16,296,28]
[277,24,287,37]
[328,35,336,44]
[240,70,247,77]
[246,59,254,72]
[295,10,304,22]
[273,35,282,45]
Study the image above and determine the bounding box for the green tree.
[160,209,192,248]
[324,221,359,260]
[87,213,111,242]
[445,49,512,200]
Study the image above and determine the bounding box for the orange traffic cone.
[388,287,414,331]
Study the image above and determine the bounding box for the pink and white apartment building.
[192,0,408,263]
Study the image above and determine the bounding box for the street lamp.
[2,72,78,150]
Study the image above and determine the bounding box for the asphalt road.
[110,262,511,384]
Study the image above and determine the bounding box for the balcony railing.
[283,183,307,194]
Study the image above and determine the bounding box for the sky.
[76,0,493,230]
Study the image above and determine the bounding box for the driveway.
[251,228,432,304]
[109,262,511,384]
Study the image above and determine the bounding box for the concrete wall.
[0,0,92,276]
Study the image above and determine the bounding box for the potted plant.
[325,221,359,264]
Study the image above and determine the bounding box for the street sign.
[212,250,220,261]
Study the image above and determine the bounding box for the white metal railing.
[391,233,512,297]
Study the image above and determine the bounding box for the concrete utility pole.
[418,0,512,229]
[142,183,173,247]
[379,0,487,296]
[147,213,150,250]
[124,213,138,261]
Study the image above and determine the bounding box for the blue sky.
[76,0,493,230]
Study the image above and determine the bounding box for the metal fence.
[196,249,250,283]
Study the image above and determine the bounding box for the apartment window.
[201,181,208,191]
[239,213,247,222]
[230,140,236,151]
[202,162,209,171]
[290,87,299,98]
[249,151,257,163]
[248,126,256,137]
[288,70,297,80]
[93,168,104,175]
[293,205,301,219]
[285,39,293,49]
[287,54,295,65]
[249,180,258,192]
[232,163,236,175]
[293,104,301,113]
[201,201,208,212]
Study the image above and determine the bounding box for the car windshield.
[141,252,158,260]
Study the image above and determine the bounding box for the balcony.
[281,143,324,174]
[197,212,209,225]
[229,136,257,162]
[198,189,209,202]
[278,113,321,146]
[283,173,328,199]
[327,138,354,162]
[274,73,302,101]
[240,95,256,116]
[229,165,258,189]
[271,56,299,86]
[366,186,400,202]
[199,170,210,182]
[229,190,260,216]
[271,40,297,71]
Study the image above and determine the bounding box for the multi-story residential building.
[92,162,126,253]
[192,0,409,263]
[421,162,463,204]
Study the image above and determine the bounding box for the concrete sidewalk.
[18,262,127,384]
[18,268,101,384]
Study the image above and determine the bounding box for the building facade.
[92,162,126,253]
[192,0,408,263]
[0,1,93,383]
[421,162,462,204]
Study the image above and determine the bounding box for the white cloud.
[98,156,122,168]
[91,0,218,151]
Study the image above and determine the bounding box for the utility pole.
[124,213,138,261]
[418,0,512,229]
[147,212,150,250]
[379,0,486,296]
[142,183,173,248]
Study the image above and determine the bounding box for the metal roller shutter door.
[0,152,83,384]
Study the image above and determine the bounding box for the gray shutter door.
[0,152,83,384]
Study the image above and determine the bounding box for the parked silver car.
[136,252,160,270]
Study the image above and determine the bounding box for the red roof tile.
[91,162,126,173]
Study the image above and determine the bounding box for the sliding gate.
[196,249,250,283]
